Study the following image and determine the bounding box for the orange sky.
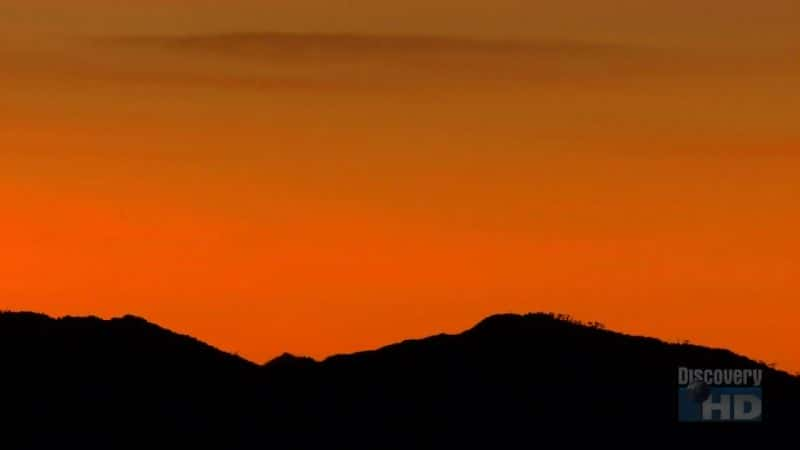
[1,3,798,371]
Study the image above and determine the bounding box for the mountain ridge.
[1,310,797,448]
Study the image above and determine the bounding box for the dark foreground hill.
[1,311,797,448]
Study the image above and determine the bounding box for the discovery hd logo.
[677,367,763,422]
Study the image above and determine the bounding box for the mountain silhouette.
[1,311,796,448]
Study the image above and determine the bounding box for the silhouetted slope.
[274,313,800,447]
[1,311,797,449]
[0,313,260,449]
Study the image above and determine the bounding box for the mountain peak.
[468,312,606,335]
[264,352,318,369]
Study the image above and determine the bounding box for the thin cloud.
[77,32,674,90]
[99,32,643,56]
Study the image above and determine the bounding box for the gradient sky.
[2,2,798,371]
